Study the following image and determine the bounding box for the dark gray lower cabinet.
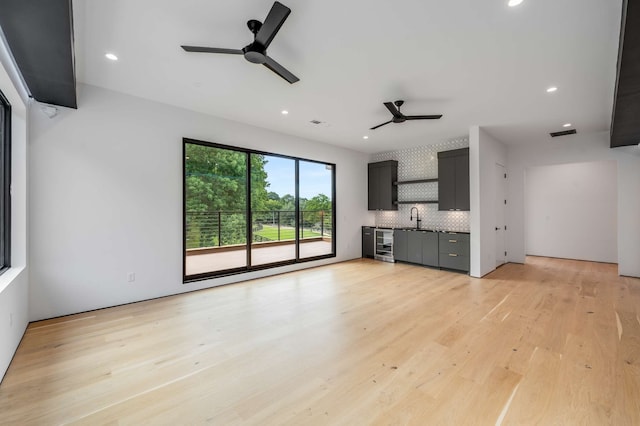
[384,228,470,273]
[438,232,470,272]
[407,232,422,264]
[393,230,408,262]
[396,230,439,267]
[421,232,439,267]
[362,227,375,258]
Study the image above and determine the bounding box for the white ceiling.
[73,0,623,154]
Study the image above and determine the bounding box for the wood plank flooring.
[1,256,639,425]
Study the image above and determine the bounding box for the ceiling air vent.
[550,129,577,137]
[310,120,323,125]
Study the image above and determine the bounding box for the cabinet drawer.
[439,233,469,256]
[439,253,470,272]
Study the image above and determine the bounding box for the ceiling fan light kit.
[181,1,299,84]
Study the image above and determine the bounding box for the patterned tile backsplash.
[372,137,470,232]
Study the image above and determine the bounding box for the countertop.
[363,226,470,234]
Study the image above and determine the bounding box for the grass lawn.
[255,225,321,241]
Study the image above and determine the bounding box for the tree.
[185,145,270,248]
[305,194,331,212]
[303,194,332,231]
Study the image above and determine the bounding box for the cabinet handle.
[449,253,458,257]
[449,239,457,243]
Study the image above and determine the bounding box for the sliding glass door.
[251,154,296,266]
[299,160,334,259]
[185,144,248,276]
[183,139,335,280]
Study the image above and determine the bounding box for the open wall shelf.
[394,178,438,204]
[394,200,438,205]
[394,178,438,185]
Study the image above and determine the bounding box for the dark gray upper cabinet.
[438,148,470,211]
[368,161,398,210]
[455,154,470,211]
[438,155,457,210]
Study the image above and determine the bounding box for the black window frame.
[183,138,337,282]
[0,89,11,276]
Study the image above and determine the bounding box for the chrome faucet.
[410,207,421,229]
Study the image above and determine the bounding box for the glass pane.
[0,106,4,268]
[185,144,247,275]
[298,160,334,259]
[251,154,296,265]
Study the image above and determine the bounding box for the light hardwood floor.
[1,257,639,425]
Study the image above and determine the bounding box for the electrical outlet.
[127,272,136,282]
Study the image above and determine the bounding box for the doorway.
[495,163,507,267]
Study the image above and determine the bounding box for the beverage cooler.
[374,228,394,262]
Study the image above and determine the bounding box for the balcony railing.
[186,210,333,250]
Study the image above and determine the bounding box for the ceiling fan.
[370,100,442,130]
[181,1,299,84]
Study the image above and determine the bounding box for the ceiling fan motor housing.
[243,43,267,64]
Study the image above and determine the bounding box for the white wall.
[469,126,507,278]
[507,131,640,277]
[0,39,29,381]
[525,161,617,263]
[28,84,369,321]
[617,149,640,277]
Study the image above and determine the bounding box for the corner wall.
[0,39,29,381]
[469,126,507,278]
[28,84,369,321]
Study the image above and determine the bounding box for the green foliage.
[305,194,331,212]
[303,194,332,228]
[185,145,255,248]
[185,144,247,213]
[250,154,270,211]
[185,143,332,249]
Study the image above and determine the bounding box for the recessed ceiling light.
[105,53,118,61]
[281,110,289,115]
[363,136,369,140]
[563,123,572,128]
[546,86,558,93]
[508,0,524,6]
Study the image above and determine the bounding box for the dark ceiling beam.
[611,0,640,148]
[0,0,77,109]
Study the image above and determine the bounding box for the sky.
[263,156,332,200]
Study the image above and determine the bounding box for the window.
[183,139,335,280]
[0,90,10,275]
